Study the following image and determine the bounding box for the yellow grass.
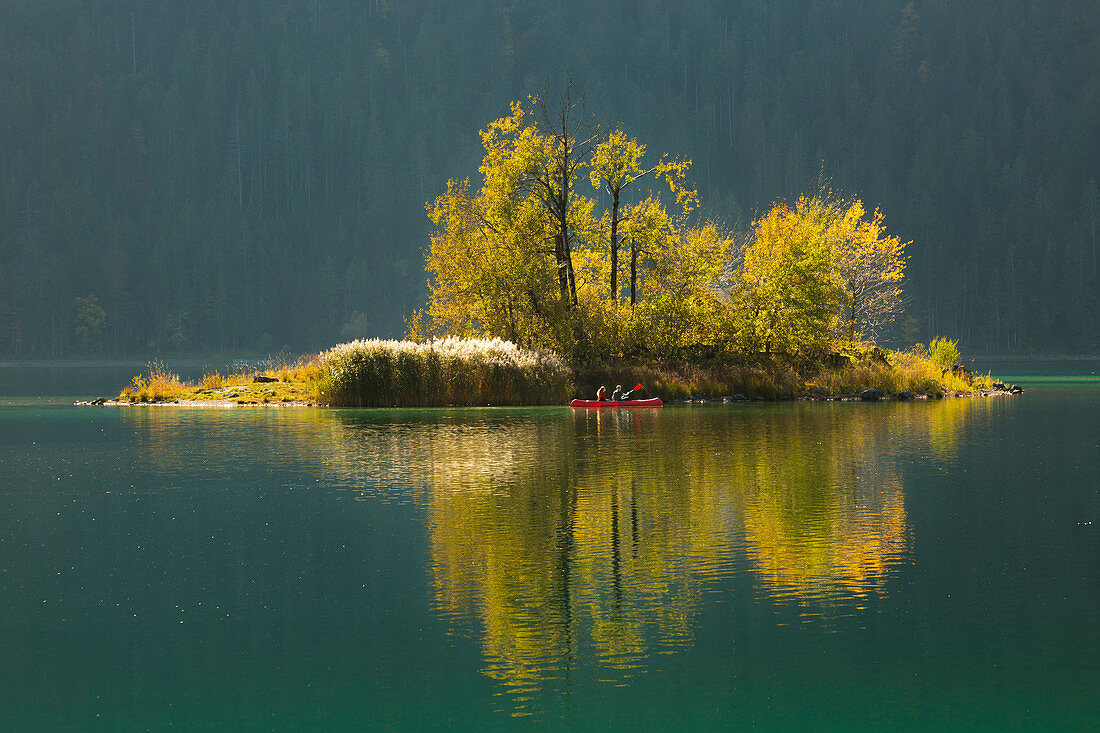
[119,361,188,402]
[119,357,322,404]
[576,344,995,401]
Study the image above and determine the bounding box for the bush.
[926,337,960,371]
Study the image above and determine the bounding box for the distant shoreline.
[0,359,267,368]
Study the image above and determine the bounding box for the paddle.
[623,383,643,400]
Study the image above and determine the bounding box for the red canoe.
[569,398,663,408]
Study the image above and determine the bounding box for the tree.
[639,222,734,355]
[421,92,707,362]
[620,197,673,307]
[734,203,844,355]
[589,131,694,302]
[823,198,909,341]
[478,83,598,307]
[421,178,564,349]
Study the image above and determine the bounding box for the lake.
[0,363,1096,730]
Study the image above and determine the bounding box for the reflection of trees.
[138,399,980,713]
[732,400,983,604]
[313,400,986,712]
[739,472,910,603]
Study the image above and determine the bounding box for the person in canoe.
[612,383,644,401]
[596,386,608,401]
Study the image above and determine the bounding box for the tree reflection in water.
[304,400,980,714]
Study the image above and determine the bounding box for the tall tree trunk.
[630,237,639,307]
[610,189,620,300]
[554,234,569,301]
[557,164,577,306]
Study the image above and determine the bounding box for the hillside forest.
[1,1,1097,357]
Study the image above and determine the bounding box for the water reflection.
[319,400,982,713]
[119,398,985,713]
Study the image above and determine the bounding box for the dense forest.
[1,0,1097,357]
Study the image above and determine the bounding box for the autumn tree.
[524,81,599,306]
[620,197,673,307]
[734,203,844,355]
[421,91,712,362]
[589,131,695,301]
[828,200,909,341]
[421,178,566,350]
[731,193,910,355]
[639,222,735,356]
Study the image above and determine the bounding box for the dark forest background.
[1,0,1097,357]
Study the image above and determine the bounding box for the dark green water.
[1,365,1096,730]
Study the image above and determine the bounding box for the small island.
[98,94,1022,408]
[95,333,1020,408]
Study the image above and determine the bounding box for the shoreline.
[77,386,1023,408]
[76,339,1028,409]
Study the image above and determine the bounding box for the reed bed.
[577,346,990,401]
[120,361,188,402]
[316,337,573,407]
[577,362,801,400]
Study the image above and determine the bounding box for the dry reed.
[317,337,573,407]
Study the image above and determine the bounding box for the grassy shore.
[117,358,320,405]
[576,345,996,402]
[112,338,1009,406]
[114,338,573,407]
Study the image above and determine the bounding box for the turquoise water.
[0,365,1096,730]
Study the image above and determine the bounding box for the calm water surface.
[0,364,1096,730]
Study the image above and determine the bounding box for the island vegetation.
[110,91,1019,407]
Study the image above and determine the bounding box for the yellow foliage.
[423,100,923,365]
[800,194,909,340]
[736,203,844,354]
[121,361,187,402]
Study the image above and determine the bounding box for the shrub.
[927,337,960,371]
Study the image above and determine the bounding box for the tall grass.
[576,344,988,401]
[316,337,573,407]
[120,361,187,402]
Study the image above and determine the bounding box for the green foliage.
[926,337,961,371]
